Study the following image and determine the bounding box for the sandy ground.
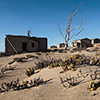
[0,50,100,100]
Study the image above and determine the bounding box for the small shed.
[71,38,91,49]
[57,43,65,48]
[91,38,100,45]
[50,45,57,48]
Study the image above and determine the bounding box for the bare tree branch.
[58,2,83,50]
[67,5,74,25]
[58,24,65,39]
[66,2,83,33]
[69,28,83,40]
[69,20,83,33]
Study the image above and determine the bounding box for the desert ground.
[0,50,100,100]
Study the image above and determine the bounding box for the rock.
[91,92,97,96]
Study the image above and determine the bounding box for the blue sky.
[0,0,100,52]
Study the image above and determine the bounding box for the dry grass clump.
[59,68,100,92]
[13,57,27,62]
[36,52,42,55]
[1,65,16,73]
[88,80,100,91]
[25,67,34,77]
[26,55,38,59]
[49,59,62,68]
[33,54,100,72]
[8,60,15,65]
[60,54,100,72]
[35,60,50,69]
[0,76,51,93]
[34,55,62,70]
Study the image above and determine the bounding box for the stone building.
[91,38,100,45]
[71,38,92,49]
[57,43,65,48]
[50,45,57,48]
[5,35,47,55]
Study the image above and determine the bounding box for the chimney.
[27,30,30,37]
[27,27,31,37]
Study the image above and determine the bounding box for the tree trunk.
[64,41,68,50]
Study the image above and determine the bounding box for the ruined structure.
[71,38,100,49]
[50,45,57,48]
[91,38,100,45]
[71,38,92,49]
[5,34,47,55]
[57,43,65,48]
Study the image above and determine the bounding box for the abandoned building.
[91,38,100,45]
[71,38,92,48]
[94,43,100,48]
[57,43,65,48]
[50,45,57,48]
[5,34,47,55]
[71,38,100,48]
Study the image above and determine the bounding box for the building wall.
[57,43,65,48]
[81,39,91,48]
[57,44,60,48]
[94,43,100,48]
[5,36,23,54]
[38,38,47,51]
[91,39,100,45]
[71,40,81,47]
[27,39,38,52]
[91,39,94,45]
[94,39,100,44]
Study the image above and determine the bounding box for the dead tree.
[58,3,83,50]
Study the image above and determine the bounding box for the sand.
[0,50,100,100]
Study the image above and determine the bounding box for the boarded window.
[32,43,35,47]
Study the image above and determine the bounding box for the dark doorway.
[22,42,27,52]
[77,42,81,48]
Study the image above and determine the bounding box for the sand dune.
[0,50,100,100]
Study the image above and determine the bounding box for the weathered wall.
[91,39,100,45]
[94,39,100,43]
[71,40,81,47]
[57,43,65,48]
[27,39,38,52]
[5,36,24,54]
[94,43,100,48]
[38,38,47,51]
[81,39,91,48]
